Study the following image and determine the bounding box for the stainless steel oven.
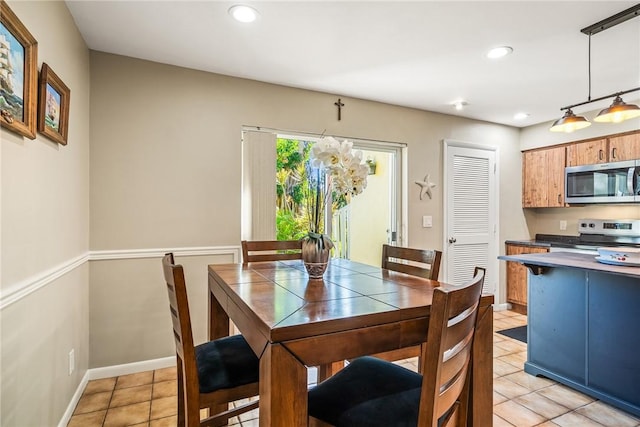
[565,160,640,204]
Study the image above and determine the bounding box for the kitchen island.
[498,251,640,417]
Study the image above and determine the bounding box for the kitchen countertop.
[505,239,550,248]
[498,251,640,279]
[506,233,640,251]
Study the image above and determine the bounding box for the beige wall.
[89,253,233,368]
[524,206,640,237]
[519,108,640,238]
[349,150,391,267]
[1,1,90,426]
[89,52,522,366]
[520,106,640,151]
[1,4,562,421]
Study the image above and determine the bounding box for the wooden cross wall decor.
[334,98,345,121]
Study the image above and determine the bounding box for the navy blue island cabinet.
[498,251,640,417]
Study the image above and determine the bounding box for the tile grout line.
[69,311,639,427]
[102,379,116,427]
[147,370,156,425]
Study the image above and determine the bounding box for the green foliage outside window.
[275,137,353,254]
[276,138,312,240]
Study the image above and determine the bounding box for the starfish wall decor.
[415,174,436,200]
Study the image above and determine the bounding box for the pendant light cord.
[587,33,591,102]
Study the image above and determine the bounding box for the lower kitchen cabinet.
[505,243,549,313]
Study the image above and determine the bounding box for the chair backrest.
[241,240,303,264]
[417,267,485,427]
[162,253,200,424]
[381,244,442,280]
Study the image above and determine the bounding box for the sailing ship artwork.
[44,83,61,132]
[37,63,70,145]
[0,21,25,124]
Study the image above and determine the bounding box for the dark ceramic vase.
[301,233,333,279]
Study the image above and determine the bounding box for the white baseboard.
[88,356,176,380]
[493,303,511,312]
[58,356,176,427]
[57,371,90,427]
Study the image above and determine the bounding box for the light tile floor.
[491,310,639,427]
[67,310,640,426]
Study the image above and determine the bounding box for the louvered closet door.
[444,143,497,294]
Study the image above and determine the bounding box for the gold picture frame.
[37,63,70,145]
[0,0,38,139]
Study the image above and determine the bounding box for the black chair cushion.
[195,335,259,393]
[308,356,425,427]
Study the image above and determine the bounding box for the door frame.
[241,126,408,255]
[442,139,500,300]
[347,138,407,250]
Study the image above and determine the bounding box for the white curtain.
[241,130,277,241]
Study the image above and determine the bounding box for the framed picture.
[37,63,70,145]
[0,0,38,139]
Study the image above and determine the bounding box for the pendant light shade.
[593,96,640,123]
[549,4,640,133]
[550,109,592,133]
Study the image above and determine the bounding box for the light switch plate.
[422,215,433,228]
[560,220,567,231]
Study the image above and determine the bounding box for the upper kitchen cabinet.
[522,145,566,208]
[566,138,608,166]
[608,132,640,162]
[566,131,640,166]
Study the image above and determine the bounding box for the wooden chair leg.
[317,361,345,382]
[177,357,186,427]
[417,344,426,374]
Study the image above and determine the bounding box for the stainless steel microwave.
[565,160,640,204]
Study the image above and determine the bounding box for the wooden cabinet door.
[506,244,548,311]
[522,150,548,207]
[522,146,565,208]
[609,133,640,162]
[506,245,528,306]
[547,146,565,207]
[566,139,608,166]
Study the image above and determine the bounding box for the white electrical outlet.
[422,215,433,228]
[560,220,567,231]
[69,349,75,375]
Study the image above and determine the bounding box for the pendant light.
[550,4,640,133]
[550,109,591,133]
[594,96,640,123]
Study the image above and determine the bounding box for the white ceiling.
[65,1,640,128]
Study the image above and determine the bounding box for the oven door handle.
[629,167,637,197]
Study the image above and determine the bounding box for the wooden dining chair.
[371,244,443,370]
[382,243,442,280]
[162,253,259,427]
[241,239,303,263]
[308,267,485,427]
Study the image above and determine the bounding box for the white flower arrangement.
[305,136,369,237]
[310,137,369,199]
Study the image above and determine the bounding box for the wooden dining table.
[208,258,494,427]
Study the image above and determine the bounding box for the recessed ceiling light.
[453,101,468,111]
[514,112,530,120]
[228,5,259,23]
[487,46,513,59]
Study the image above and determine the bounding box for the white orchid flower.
[308,137,369,222]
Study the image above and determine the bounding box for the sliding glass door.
[242,129,404,266]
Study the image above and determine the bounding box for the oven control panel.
[579,219,640,236]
